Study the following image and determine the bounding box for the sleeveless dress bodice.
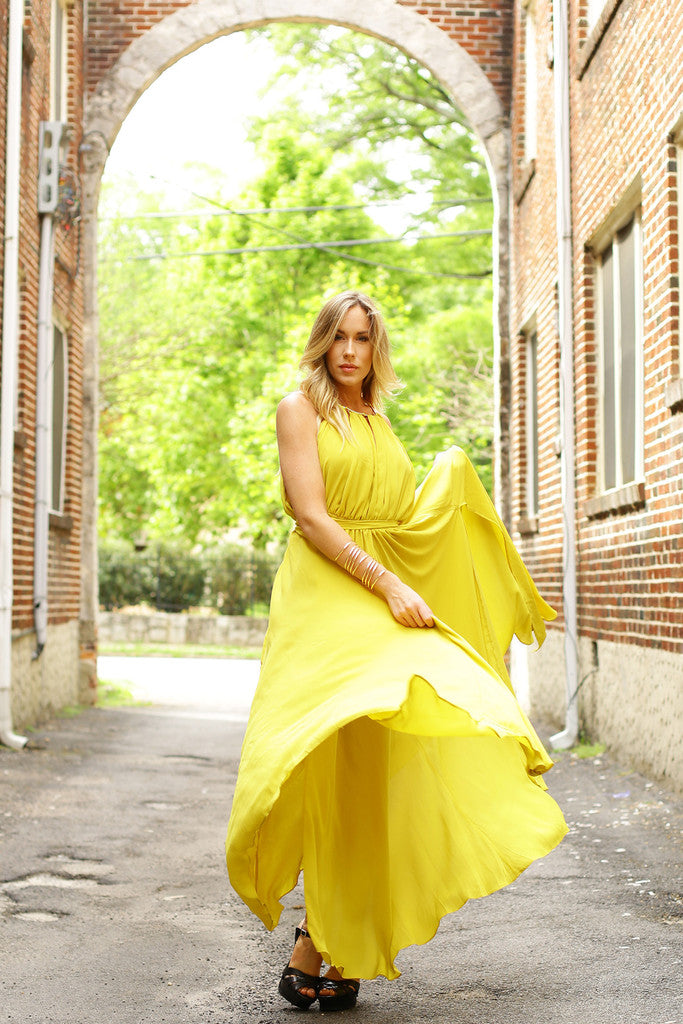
[317,413,415,525]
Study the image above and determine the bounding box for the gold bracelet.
[334,541,386,592]
[334,541,353,564]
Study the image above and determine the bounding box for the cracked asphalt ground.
[0,658,681,1024]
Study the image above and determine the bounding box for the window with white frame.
[596,211,643,491]
[51,324,68,513]
[523,1,537,163]
[50,0,68,122]
[524,328,539,516]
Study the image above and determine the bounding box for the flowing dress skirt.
[226,413,567,980]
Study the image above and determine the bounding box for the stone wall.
[517,628,683,792]
[11,622,81,729]
[98,611,268,649]
[575,636,683,790]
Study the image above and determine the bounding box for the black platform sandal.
[278,927,321,1010]
[318,976,360,1013]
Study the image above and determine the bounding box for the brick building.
[1,0,86,742]
[509,0,682,786]
[1,0,681,786]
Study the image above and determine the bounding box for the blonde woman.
[226,291,566,1011]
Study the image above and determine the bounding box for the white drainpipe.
[0,0,28,748]
[32,121,65,661]
[550,0,580,749]
[34,213,56,660]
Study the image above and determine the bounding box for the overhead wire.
[102,175,493,279]
[125,228,492,261]
[100,196,493,221]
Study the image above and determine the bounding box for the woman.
[226,291,567,1011]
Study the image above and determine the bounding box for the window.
[50,0,68,122]
[51,324,68,512]
[596,212,643,491]
[524,329,539,516]
[523,2,537,164]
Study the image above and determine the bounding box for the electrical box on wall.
[37,121,65,213]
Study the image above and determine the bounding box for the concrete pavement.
[1,657,681,1024]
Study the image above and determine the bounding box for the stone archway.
[79,0,511,694]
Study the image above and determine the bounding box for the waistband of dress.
[331,515,400,530]
[293,516,400,537]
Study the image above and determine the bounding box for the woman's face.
[324,305,373,394]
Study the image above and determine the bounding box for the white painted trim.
[51,323,69,514]
[523,3,537,163]
[50,0,70,122]
[586,0,608,31]
[524,326,539,517]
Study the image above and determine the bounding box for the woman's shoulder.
[277,390,315,415]
[276,391,318,436]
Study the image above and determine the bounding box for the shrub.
[98,540,281,614]
[203,546,280,615]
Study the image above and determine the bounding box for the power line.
[103,176,492,280]
[100,196,493,221]
[125,228,491,262]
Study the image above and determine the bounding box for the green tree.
[97,28,495,549]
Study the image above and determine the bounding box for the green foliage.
[99,642,262,658]
[389,306,493,491]
[97,681,148,707]
[570,739,607,759]
[98,540,205,611]
[98,539,157,610]
[98,540,281,616]
[97,26,495,549]
[203,546,280,615]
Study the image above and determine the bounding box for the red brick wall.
[12,0,85,632]
[396,0,513,107]
[511,0,683,652]
[510,0,565,620]
[571,0,682,651]
[85,0,514,108]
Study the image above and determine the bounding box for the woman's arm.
[277,392,433,628]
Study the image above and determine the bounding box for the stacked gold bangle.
[334,541,387,592]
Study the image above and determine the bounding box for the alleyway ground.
[1,657,681,1024]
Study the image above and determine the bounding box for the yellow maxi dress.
[226,409,567,981]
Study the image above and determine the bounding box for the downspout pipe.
[550,0,580,749]
[0,0,28,748]
[33,213,55,660]
[33,121,63,661]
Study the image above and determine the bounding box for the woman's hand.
[375,573,434,628]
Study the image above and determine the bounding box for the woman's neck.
[336,386,371,414]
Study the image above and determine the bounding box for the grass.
[55,681,151,719]
[98,641,262,660]
[57,704,85,718]
[97,680,150,708]
[571,739,607,759]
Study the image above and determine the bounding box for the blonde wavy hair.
[299,291,401,439]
